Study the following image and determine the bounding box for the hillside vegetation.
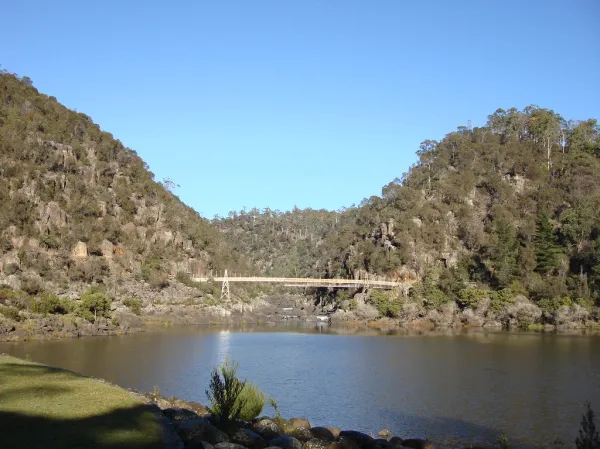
[218,107,600,328]
[1,70,599,331]
[0,71,247,291]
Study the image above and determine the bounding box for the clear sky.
[2,1,599,218]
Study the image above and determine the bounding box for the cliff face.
[0,72,241,292]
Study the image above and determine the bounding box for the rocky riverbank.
[137,392,438,449]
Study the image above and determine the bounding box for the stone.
[324,427,341,439]
[374,440,390,448]
[377,430,390,439]
[304,439,329,449]
[327,438,360,449]
[400,439,434,449]
[287,428,312,442]
[214,444,249,449]
[71,241,88,258]
[268,436,303,449]
[338,431,375,449]
[232,428,266,449]
[188,442,215,449]
[252,418,283,441]
[163,407,200,425]
[178,419,230,446]
[309,428,336,442]
[100,239,114,258]
[285,418,312,432]
[388,437,404,448]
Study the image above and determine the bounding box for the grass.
[0,355,164,449]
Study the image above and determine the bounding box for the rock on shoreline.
[142,392,440,449]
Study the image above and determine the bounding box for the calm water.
[1,324,599,448]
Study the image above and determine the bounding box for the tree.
[534,211,563,275]
[417,140,438,192]
[526,106,563,170]
[488,212,518,287]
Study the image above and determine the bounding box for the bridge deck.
[192,276,411,289]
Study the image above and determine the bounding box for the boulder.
[374,440,390,448]
[252,418,283,441]
[400,439,434,449]
[338,431,375,448]
[287,428,312,442]
[232,428,266,449]
[178,419,230,446]
[309,428,336,442]
[188,442,215,449]
[71,241,88,259]
[163,407,200,425]
[100,239,114,259]
[304,439,329,449]
[324,428,341,439]
[285,418,312,432]
[327,437,359,449]
[388,437,403,448]
[214,444,248,449]
[268,436,303,449]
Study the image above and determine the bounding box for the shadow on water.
[384,409,540,449]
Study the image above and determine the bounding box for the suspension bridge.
[192,270,415,301]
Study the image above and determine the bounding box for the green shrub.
[0,288,15,305]
[490,288,516,312]
[78,291,111,322]
[458,288,489,309]
[538,296,572,315]
[0,305,20,321]
[20,277,42,295]
[31,292,72,315]
[269,397,285,428]
[369,290,402,317]
[236,382,266,421]
[4,263,19,275]
[576,401,600,449]
[205,359,246,431]
[123,297,143,315]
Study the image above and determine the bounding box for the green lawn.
[0,355,164,449]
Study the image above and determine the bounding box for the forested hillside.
[213,208,338,277]
[0,71,245,293]
[219,107,600,326]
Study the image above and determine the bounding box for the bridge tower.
[220,269,230,301]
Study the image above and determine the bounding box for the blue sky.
[2,1,599,218]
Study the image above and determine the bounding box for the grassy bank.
[0,355,164,449]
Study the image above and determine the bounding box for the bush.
[205,359,246,431]
[236,382,266,421]
[369,290,402,318]
[123,297,142,315]
[20,277,42,295]
[31,292,72,315]
[576,401,600,449]
[78,290,112,322]
[490,288,517,312]
[0,305,20,321]
[458,288,489,309]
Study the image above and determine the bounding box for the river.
[1,324,599,448]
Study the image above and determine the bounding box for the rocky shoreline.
[136,392,437,449]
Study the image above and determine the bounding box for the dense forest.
[217,106,600,327]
